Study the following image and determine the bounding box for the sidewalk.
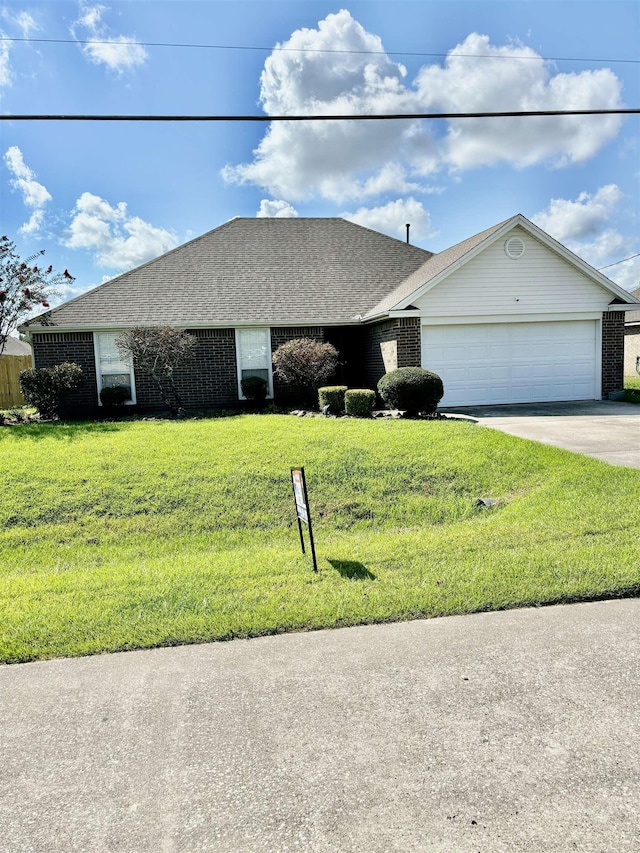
[2,599,639,852]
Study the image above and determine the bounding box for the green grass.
[623,375,640,403]
[1,415,639,663]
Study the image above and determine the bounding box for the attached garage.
[422,320,598,406]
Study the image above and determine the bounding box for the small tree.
[19,362,83,419]
[272,338,338,406]
[116,326,197,414]
[0,236,74,357]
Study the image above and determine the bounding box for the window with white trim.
[94,332,136,404]
[236,328,272,398]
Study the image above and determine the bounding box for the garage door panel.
[422,321,597,405]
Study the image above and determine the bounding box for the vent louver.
[505,236,526,259]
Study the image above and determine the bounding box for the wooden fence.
[0,355,32,408]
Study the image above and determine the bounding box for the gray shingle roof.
[24,218,433,330]
[1,336,32,356]
[626,286,640,324]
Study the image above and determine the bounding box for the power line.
[1,35,639,65]
[1,109,638,123]
[598,253,640,270]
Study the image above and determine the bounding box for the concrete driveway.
[1,599,639,852]
[443,400,640,468]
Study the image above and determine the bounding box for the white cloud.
[71,4,147,73]
[1,9,39,37]
[256,199,299,218]
[4,145,52,234]
[0,10,40,91]
[223,13,624,203]
[0,31,12,87]
[532,185,624,241]
[341,197,436,243]
[64,191,178,269]
[413,34,623,171]
[533,185,639,291]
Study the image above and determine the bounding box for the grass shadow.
[0,420,129,442]
[328,558,376,580]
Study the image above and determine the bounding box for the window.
[94,332,136,404]
[236,328,272,398]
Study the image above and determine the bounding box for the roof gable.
[368,214,634,317]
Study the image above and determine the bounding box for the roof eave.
[21,317,373,334]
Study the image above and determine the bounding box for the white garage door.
[422,320,598,406]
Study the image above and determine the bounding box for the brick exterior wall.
[133,328,238,411]
[29,320,425,416]
[31,331,99,414]
[364,317,421,390]
[396,317,422,367]
[602,312,625,398]
[31,328,239,416]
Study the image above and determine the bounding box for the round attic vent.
[504,236,526,259]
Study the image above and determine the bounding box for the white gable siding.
[413,226,612,317]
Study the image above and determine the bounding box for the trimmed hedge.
[241,375,268,402]
[99,385,128,408]
[345,389,375,417]
[377,367,444,415]
[318,385,347,414]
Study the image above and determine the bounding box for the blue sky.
[1,0,639,308]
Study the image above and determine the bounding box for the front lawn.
[1,415,639,663]
[623,375,640,403]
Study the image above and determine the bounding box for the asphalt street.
[2,599,639,852]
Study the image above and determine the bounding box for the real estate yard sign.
[291,467,318,572]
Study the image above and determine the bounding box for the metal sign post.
[291,467,318,572]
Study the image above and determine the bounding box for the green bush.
[241,375,268,402]
[99,385,129,408]
[19,362,83,419]
[272,338,339,405]
[318,385,347,414]
[345,389,375,417]
[377,367,444,415]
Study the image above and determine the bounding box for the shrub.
[99,385,129,408]
[318,385,347,414]
[19,362,83,419]
[377,367,444,415]
[241,375,268,402]
[116,326,197,415]
[272,338,339,405]
[345,389,375,417]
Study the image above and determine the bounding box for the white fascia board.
[604,303,640,311]
[387,310,421,318]
[360,310,420,323]
[419,311,603,326]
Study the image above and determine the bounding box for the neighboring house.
[20,215,640,414]
[0,337,32,408]
[624,286,640,377]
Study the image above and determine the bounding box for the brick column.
[601,312,625,398]
[396,317,421,368]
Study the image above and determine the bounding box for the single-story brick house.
[20,214,640,414]
[624,286,640,378]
